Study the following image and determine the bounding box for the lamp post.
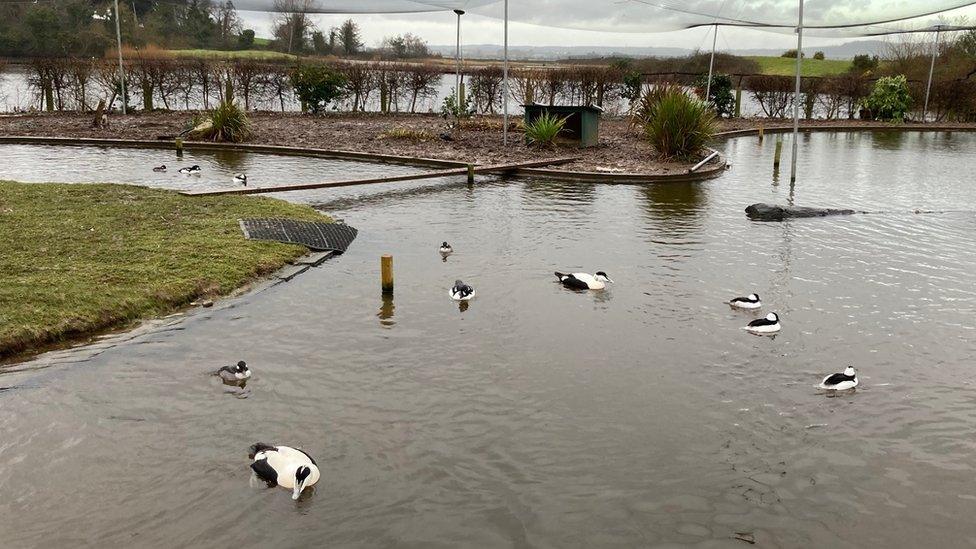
[503,0,509,145]
[923,25,943,122]
[705,23,718,104]
[454,9,465,109]
[789,0,804,183]
[114,0,126,115]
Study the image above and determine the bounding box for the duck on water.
[450,280,475,301]
[729,293,761,309]
[249,443,320,500]
[214,361,250,383]
[555,271,613,291]
[820,366,858,391]
[744,312,781,334]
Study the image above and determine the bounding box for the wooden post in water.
[758,124,765,142]
[381,255,394,296]
[734,86,742,118]
[467,164,475,184]
[175,137,183,158]
[773,139,783,169]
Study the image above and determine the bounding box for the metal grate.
[239,218,358,253]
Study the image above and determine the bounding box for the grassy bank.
[0,181,328,359]
[747,56,852,77]
[168,48,296,61]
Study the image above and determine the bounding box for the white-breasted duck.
[820,366,858,391]
[554,271,613,291]
[215,360,250,382]
[729,293,761,309]
[249,443,320,500]
[234,173,247,185]
[450,280,475,301]
[178,165,202,175]
[439,242,453,256]
[744,312,781,334]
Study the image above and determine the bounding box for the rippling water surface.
[2,132,976,548]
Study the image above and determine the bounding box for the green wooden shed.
[522,104,602,148]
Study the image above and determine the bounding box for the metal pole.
[923,27,941,122]
[705,23,718,103]
[454,10,463,107]
[503,0,509,145]
[114,0,126,115]
[789,0,804,183]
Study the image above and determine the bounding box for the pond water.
[2,131,976,547]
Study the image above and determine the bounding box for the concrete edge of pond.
[0,136,469,169]
[0,135,728,184]
[513,153,727,183]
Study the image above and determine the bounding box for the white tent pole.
[114,0,126,115]
[923,26,941,122]
[503,0,509,145]
[789,0,804,183]
[705,23,717,103]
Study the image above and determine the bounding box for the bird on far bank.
[152,165,167,172]
[214,360,251,383]
[820,366,858,391]
[450,280,475,301]
[249,443,320,500]
[744,312,781,334]
[234,173,247,186]
[439,242,453,257]
[729,293,762,309]
[178,165,201,175]
[554,271,614,291]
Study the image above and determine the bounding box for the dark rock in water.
[745,203,857,221]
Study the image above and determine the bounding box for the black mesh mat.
[240,218,358,253]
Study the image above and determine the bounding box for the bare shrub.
[746,75,794,118]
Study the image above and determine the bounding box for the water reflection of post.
[378,295,395,327]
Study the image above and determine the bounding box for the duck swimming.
[439,242,453,257]
[450,280,475,301]
[729,293,761,309]
[744,312,781,334]
[820,366,858,391]
[249,443,320,500]
[215,361,251,382]
[234,173,247,185]
[554,271,613,291]
[152,165,167,172]
[178,165,201,175]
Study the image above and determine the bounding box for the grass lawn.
[168,48,296,61]
[748,56,853,77]
[0,181,328,359]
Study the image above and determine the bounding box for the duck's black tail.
[248,442,276,459]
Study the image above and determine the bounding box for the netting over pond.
[232,0,976,35]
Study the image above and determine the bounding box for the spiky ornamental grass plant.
[640,87,717,160]
[198,100,253,143]
[524,112,568,147]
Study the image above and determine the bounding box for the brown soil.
[2,111,974,175]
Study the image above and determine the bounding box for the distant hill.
[429,40,886,61]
